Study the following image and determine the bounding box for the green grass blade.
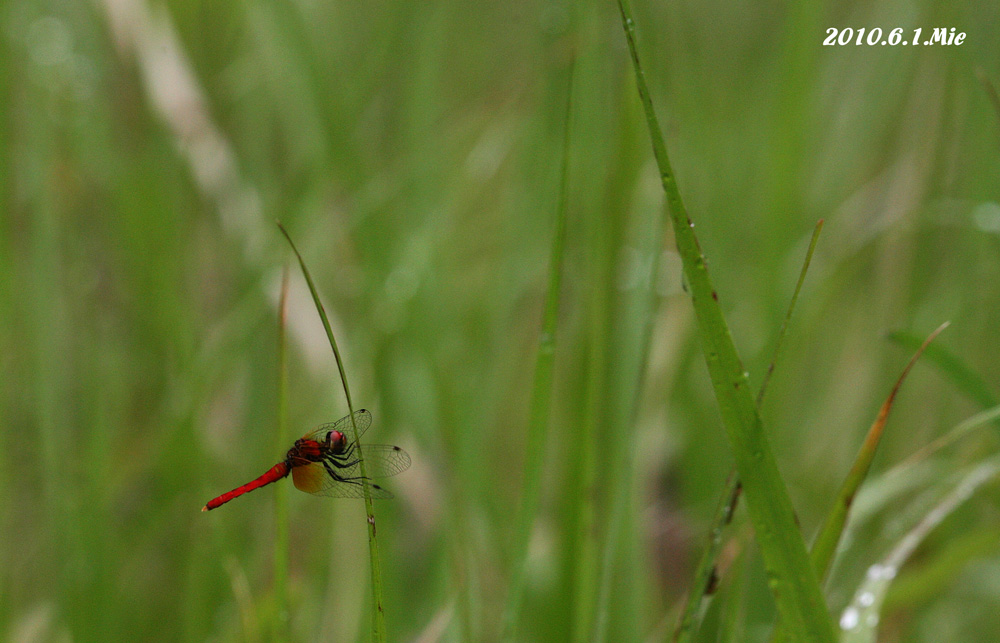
[892,403,1000,474]
[273,264,290,643]
[573,185,607,643]
[673,220,824,643]
[878,527,998,612]
[809,322,949,586]
[756,220,824,407]
[500,59,574,643]
[277,223,387,643]
[672,470,740,643]
[976,69,1000,127]
[771,323,948,643]
[886,330,998,411]
[615,2,836,641]
[838,458,1000,643]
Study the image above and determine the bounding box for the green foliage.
[2,0,1000,641]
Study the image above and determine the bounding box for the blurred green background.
[3,0,1000,641]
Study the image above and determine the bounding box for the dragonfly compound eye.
[327,431,347,452]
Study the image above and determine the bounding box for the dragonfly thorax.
[287,430,350,466]
[288,438,324,463]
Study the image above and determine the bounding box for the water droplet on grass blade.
[972,202,1000,233]
[840,607,859,630]
[866,564,896,581]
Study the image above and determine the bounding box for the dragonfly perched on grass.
[202,409,410,511]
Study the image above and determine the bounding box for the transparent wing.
[291,461,396,499]
[352,444,412,479]
[302,409,372,442]
[290,444,410,499]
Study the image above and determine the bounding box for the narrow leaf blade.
[615,1,835,640]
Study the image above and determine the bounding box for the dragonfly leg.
[321,459,350,482]
[321,458,374,488]
[325,452,361,470]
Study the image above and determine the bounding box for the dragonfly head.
[326,430,348,453]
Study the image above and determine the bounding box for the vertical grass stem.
[278,223,387,643]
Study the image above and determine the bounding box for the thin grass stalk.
[615,1,835,640]
[672,220,824,643]
[770,322,949,643]
[500,59,575,642]
[894,403,1000,473]
[719,550,750,642]
[755,220,824,407]
[277,223,387,643]
[671,470,739,643]
[886,330,998,412]
[273,264,291,642]
[590,439,635,643]
[573,197,609,643]
[589,217,670,640]
[29,152,76,622]
[571,49,630,634]
[976,69,1000,125]
[591,105,700,643]
[809,322,949,585]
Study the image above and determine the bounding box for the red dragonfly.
[202,409,410,511]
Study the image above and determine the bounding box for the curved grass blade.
[757,220,825,406]
[838,458,1000,643]
[500,58,574,642]
[845,458,944,538]
[809,322,949,586]
[616,2,836,638]
[841,400,1000,545]
[891,402,1000,478]
[886,330,998,412]
[277,222,387,643]
[673,220,825,643]
[770,323,949,643]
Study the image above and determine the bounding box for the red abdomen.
[202,461,290,511]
